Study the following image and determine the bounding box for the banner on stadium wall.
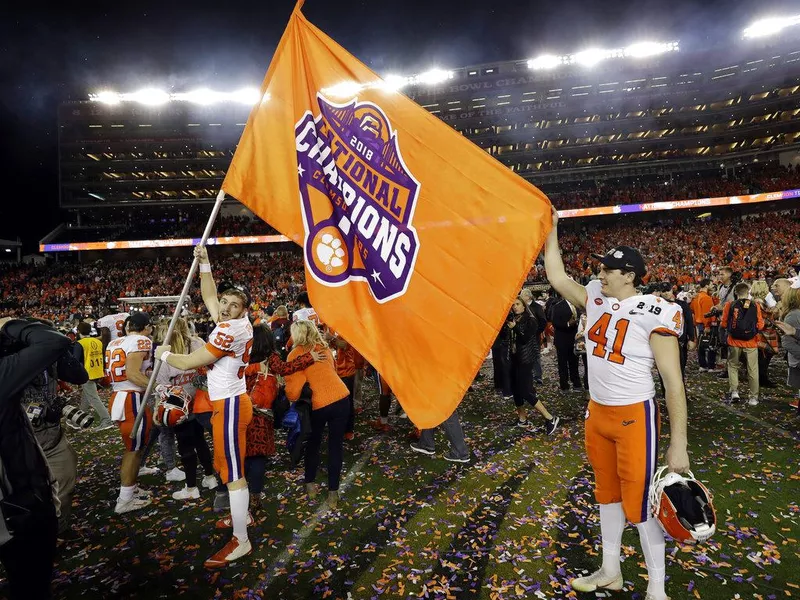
[220,0,552,428]
[40,234,291,252]
[40,188,800,253]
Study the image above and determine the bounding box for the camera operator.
[19,320,89,541]
[0,317,81,599]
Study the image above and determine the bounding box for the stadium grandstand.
[40,16,800,256]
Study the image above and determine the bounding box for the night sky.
[0,0,794,251]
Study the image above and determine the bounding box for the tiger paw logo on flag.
[294,94,420,303]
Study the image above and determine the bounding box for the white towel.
[110,391,129,422]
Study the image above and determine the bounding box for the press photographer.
[0,317,83,599]
[19,319,90,542]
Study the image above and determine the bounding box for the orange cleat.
[204,537,252,569]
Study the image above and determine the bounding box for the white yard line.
[712,399,798,440]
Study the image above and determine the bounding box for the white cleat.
[114,496,152,514]
[166,467,186,482]
[172,486,200,501]
[570,569,624,592]
[202,475,219,490]
[138,466,159,477]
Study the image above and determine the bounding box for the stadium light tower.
[743,15,800,38]
[624,41,679,58]
[527,54,561,70]
[91,91,121,105]
[571,48,612,67]
[416,69,453,85]
[382,74,408,90]
[174,88,226,105]
[124,88,170,105]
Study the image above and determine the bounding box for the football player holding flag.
[155,245,254,568]
[544,206,690,600]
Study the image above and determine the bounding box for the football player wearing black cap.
[544,206,689,600]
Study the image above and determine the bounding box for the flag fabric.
[222,0,552,428]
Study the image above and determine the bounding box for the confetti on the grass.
[8,358,796,599]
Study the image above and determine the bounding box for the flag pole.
[129,189,227,439]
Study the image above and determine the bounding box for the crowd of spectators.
[0,253,305,324]
[527,210,800,284]
[4,207,799,327]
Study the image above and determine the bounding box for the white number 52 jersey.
[205,316,254,401]
[584,280,683,406]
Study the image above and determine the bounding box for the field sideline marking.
[711,398,798,440]
[253,435,382,593]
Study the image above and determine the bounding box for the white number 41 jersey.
[584,279,683,406]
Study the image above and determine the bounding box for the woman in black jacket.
[507,298,560,434]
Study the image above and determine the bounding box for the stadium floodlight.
[528,54,562,70]
[230,87,261,105]
[174,88,226,105]
[123,88,170,105]
[382,74,409,91]
[743,15,800,38]
[571,48,611,67]
[91,91,122,105]
[416,69,453,85]
[624,41,679,58]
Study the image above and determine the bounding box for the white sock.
[636,517,666,599]
[119,485,135,503]
[229,487,250,543]
[599,503,625,576]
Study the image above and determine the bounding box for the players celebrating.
[544,206,689,600]
[156,245,254,568]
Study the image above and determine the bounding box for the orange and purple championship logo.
[294,94,421,303]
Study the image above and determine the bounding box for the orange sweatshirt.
[285,344,349,410]
[691,291,715,328]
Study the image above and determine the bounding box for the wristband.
[199,263,212,273]
[160,351,173,364]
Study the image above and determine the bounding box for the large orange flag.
[223,0,552,428]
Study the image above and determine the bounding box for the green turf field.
[18,356,799,600]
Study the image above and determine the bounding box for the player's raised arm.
[195,245,221,323]
[544,205,587,309]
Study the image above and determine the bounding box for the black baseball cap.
[591,246,647,277]
[128,311,151,330]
